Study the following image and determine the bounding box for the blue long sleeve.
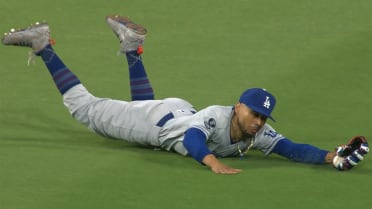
[272,138,328,164]
[183,128,212,164]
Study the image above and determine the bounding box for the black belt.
[156,112,175,127]
[156,110,196,127]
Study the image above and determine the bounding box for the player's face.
[235,103,267,135]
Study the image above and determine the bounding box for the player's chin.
[245,129,257,136]
[248,127,260,135]
[249,130,257,135]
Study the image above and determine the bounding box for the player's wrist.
[202,154,218,167]
[325,152,336,163]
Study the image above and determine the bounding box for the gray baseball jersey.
[63,84,284,157]
[159,105,284,157]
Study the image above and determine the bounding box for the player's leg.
[126,51,154,101]
[2,21,161,146]
[38,45,82,95]
[2,22,100,129]
[2,22,81,95]
[106,15,154,101]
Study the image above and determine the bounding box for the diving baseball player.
[2,15,368,174]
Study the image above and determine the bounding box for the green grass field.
[1,0,372,209]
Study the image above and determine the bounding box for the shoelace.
[26,39,56,66]
[27,51,36,66]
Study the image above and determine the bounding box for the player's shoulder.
[195,105,233,128]
[200,105,233,116]
[256,123,284,140]
[257,123,276,134]
[203,105,233,111]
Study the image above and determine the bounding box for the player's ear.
[234,103,241,112]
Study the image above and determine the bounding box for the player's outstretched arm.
[202,154,242,174]
[272,138,330,164]
[183,128,242,174]
[272,136,369,171]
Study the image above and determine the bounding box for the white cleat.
[106,15,147,53]
[2,22,53,53]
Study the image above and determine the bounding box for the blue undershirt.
[183,128,211,164]
[271,138,328,164]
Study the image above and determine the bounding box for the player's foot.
[106,15,147,53]
[2,22,52,53]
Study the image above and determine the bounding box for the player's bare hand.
[202,154,242,175]
[211,163,242,175]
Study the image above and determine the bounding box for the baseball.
[332,156,344,168]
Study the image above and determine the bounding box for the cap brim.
[248,105,276,122]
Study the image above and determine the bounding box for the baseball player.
[2,15,368,174]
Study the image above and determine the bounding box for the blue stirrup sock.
[126,51,154,101]
[37,45,81,95]
[37,46,153,99]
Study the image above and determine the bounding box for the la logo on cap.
[263,96,271,109]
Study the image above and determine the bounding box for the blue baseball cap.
[239,88,276,121]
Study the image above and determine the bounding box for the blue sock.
[37,45,81,95]
[126,51,154,101]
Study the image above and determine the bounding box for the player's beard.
[239,123,256,137]
[236,116,256,138]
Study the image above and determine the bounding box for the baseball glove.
[332,136,369,171]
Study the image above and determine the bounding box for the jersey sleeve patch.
[204,118,216,130]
